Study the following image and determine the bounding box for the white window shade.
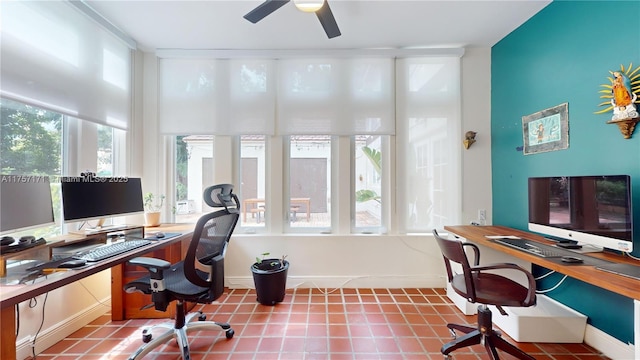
[0,1,132,130]
[159,59,276,135]
[396,57,461,232]
[277,58,395,135]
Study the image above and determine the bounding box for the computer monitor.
[1,175,55,235]
[61,177,144,226]
[528,175,633,253]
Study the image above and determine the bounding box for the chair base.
[129,301,234,360]
[441,305,535,360]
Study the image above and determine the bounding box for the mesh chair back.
[183,185,240,295]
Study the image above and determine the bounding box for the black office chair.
[124,184,240,360]
[432,229,537,360]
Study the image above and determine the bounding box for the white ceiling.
[85,0,551,52]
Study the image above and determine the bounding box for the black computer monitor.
[61,177,144,224]
[1,175,55,235]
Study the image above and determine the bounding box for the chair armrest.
[128,256,171,269]
[128,257,171,280]
[472,263,537,306]
[126,257,173,311]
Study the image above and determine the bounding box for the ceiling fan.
[243,0,341,39]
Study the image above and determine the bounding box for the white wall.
[460,47,493,226]
[15,271,111,359]
[226,234,446,289]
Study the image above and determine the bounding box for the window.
[1,98,128,236]
[160,55,462,235]
[174,135,214,223]
[287,135,331,230]
[1,98,63,238]
[97,124,113,176]
[397,57,461,232]
[239,135,266,229]
[1,0,133,236]
[353,135,383,231]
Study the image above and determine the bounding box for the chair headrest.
[202,184,239,212]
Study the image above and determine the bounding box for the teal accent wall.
[491,1,640,343]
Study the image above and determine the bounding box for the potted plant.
[143,192,165,227]
[251,253,289,305]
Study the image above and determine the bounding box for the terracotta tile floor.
[34,288,609,359]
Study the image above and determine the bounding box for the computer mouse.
[561,256,583,263]
[155,232,165,239]
[0,236,14,246]
[58,259,87,268]
[19,235,36,243]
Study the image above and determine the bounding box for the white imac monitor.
[528,175,633,253]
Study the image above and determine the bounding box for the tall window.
[1,0,133,237]
[174,135,214,223]
[97,124,113,176]
[239,135,266,229]
[354,135,383,231]
[287,135,332,230]
[397,57,461,232]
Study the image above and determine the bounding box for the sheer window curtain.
[158,58,395,137]
[0,1,133,130]
[396,57,462,232]
[159,59,276,135]
[276,58,395,136]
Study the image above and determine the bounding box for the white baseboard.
[584,324,635,360]
[16,297,111,360]
[226,275,445,290]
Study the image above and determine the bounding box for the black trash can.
[251,259,289,305]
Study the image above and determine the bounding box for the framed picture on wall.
[522,103,569,155]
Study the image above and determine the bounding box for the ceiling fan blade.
[315,1,341,38]
[243,0,290,23]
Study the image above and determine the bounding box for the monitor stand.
[569,245,604,254]
[69,219,128,235]
[546,236,603,254]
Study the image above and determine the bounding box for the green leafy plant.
[253,252,288,271]
[143,192,165,212]
[355,146,382,203]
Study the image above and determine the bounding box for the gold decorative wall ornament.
[463,131,477,149]
[596,63,640,138]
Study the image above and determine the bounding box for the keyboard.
[73,240,153,262]
[493,237,565,258]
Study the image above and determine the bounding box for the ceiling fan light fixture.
[293,0,324,13]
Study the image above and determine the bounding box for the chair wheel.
[142,333,152,343]
[225,329,235,339]
[198,313,206,321]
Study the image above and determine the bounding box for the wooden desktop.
[444,225,640,358]
[444,225,640,300]
[0,223,194,360]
